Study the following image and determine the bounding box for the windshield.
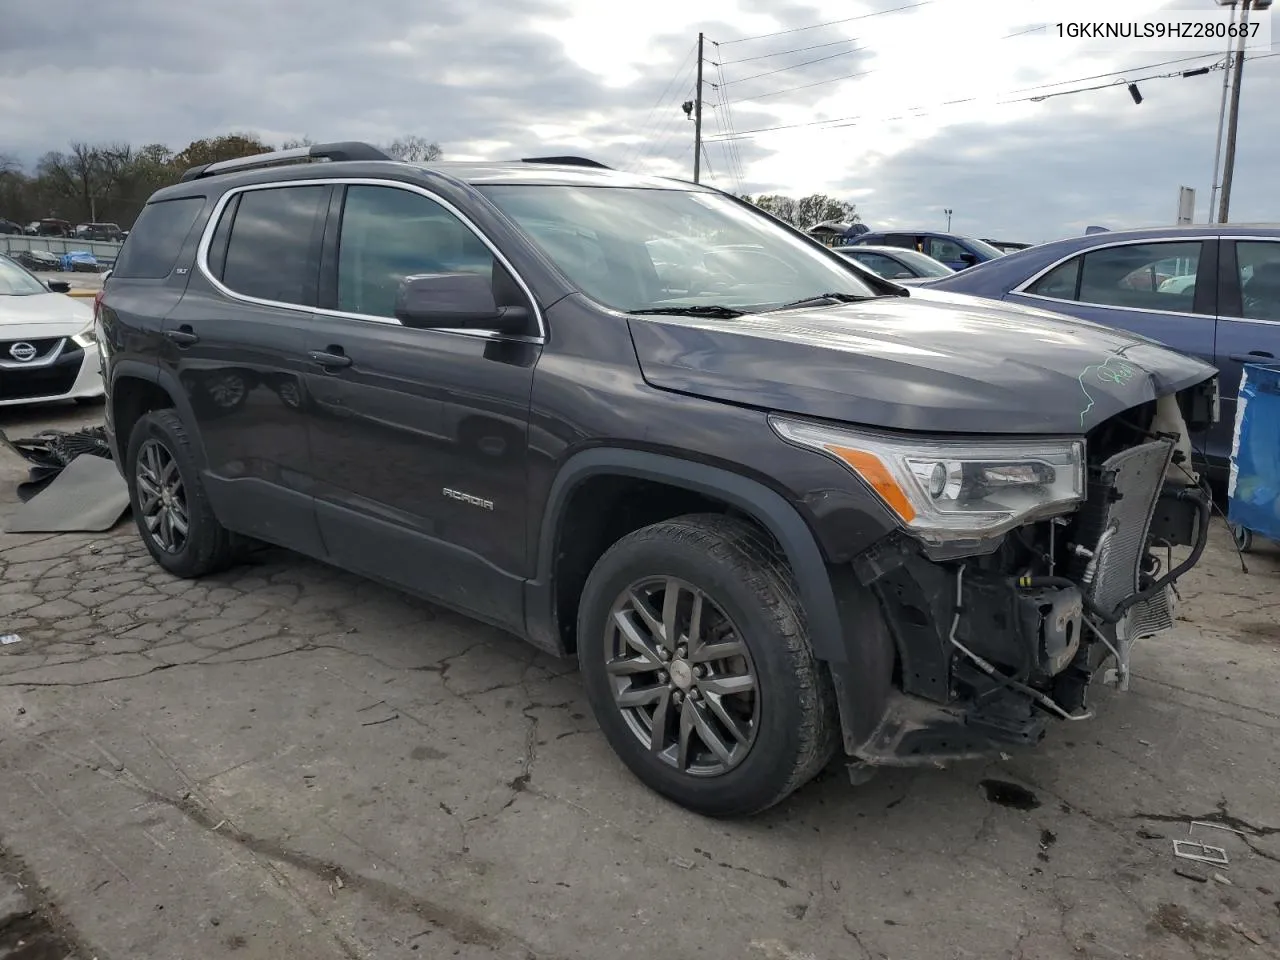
[960,237,1005,260]
[889,248,955,277]
[0,256,51,296]
[477,185,878,312]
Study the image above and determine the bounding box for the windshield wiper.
[628,305,747,319]
[770,292,881,311]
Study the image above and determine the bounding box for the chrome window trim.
[1011,235,1216,320]
[195,177,547,343]
[0,337,66,369]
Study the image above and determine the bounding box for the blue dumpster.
[1227,363,1280,552]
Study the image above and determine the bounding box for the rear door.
[161,183,330,554]
[1215,237,1280,447]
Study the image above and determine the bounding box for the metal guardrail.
[1,235,123,261]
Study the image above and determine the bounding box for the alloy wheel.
[136,439,189,554]
[604,577,759,777]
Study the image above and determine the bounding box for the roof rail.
[520,156,611,169]
[179,141,394,182]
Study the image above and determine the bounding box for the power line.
[715,0,931,46]
[704,54,1260,143]
[731,69,875,104]
[624,42,699,169]
[717,36,861,66]
[720,45,869,86]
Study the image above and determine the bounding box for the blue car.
[843,231,1005,271]
[922,225,1280,470]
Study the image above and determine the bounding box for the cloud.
[2,0,1276,238]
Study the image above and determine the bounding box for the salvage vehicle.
[0,253,103,407]
[98,143,1218,817]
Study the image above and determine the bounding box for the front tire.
[577,513,838,817]
[126,409,236,578]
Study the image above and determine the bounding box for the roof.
[415,161,704,190]
[159,141,706,197]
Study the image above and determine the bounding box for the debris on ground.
[0,634,23,646]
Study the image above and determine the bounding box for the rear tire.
[577,513,838,817]
[126,409,236,578]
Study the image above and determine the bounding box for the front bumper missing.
[842,435,1211,768]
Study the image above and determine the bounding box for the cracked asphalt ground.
[1,403,1278,960]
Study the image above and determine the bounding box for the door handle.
[308,349,353,369]
[1229,351,1275,363]
[164,327,199,346]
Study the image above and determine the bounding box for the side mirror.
[959,253,979,267]
[394,273,530,333]
[47,279,72,293]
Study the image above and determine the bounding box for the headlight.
[769,415,1085,541]
[72,323,97,348]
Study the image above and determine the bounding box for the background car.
[842,230,1005,270]
[0,253,103,407]
[920,224,1280,472]
[833,244,954,284]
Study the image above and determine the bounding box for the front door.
[163,183,331,554]
[1215,238,1280,456]
[304,182,539,631]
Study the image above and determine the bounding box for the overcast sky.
[3,0,1277,241]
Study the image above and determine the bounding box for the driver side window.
[337,185,495,320]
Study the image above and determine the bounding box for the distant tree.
[280,136,316,149]
[740,192,859,230]
[794,194,859,231]
[171,133,272,171]
[37,142,134,222]
[382,135,442,162]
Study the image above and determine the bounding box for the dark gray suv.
[98,142,1219,816]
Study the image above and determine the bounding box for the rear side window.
[112,197,205,279]
[221,186,329,306]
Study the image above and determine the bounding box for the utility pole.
[944,208,953,231]
[1207,1,1238,221]
[693,32,705,184]
[1218,0,1259,223]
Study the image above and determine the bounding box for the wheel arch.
[108,362,208,470]
[525,448,846,665]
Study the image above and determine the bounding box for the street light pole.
[1217,0,1260,223]
[944,208,953,231]
[1207,1,1238,222]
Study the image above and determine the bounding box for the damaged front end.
[772,376,1218,770]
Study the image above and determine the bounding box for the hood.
[0,292,93,340]
[626,288,1218,434]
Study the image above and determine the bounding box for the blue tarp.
[59,250,97,271]
[1227,363,1280,541]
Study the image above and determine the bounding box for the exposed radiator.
[1073,438,1175,617]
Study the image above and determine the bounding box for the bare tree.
[382,135,443,162]
[37,142,134,222]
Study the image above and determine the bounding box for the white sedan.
[0,254,103,408]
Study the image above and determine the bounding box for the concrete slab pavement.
[0,400,1277,960]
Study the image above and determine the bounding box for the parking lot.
[1,400,1277,960]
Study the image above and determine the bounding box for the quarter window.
[337,185,495,320]
[112,197,205,279]
[1237,241,1280,321]
[221,186,329,306]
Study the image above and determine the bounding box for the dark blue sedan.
[923,225,1280,469]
